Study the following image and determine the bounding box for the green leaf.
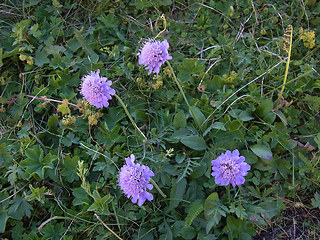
[181,135,207,151]
[173,110,186,129]
[20,145,56,179]
[27,184,47,203]
[250,144,273,160]
[255,99,273,118]
[0,48,3,67]
[61,155,80,182]
[212,122,227,131]
[47,114,59,133]
[42,222,66,240]
[0,210,8,233]
[190,106,206,130]
[0,143,12,165]
[87,190,113,214]
[8,196,33,220]
[74,28,99,63]
[181,226,196,240]
[185,199,204,227]
[166,178,187,212]
[34,48,50,67]
[312,192,320,209]
[229,204,247,220]
[61,132,79,147]
[72,187,91,206]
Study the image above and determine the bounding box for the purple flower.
[138,39,172,75]
[118,154,154,206]
[211,149,251,187]
[80,70,115,108]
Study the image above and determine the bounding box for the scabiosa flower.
[80,70,115,108]
[211,149,251,187]
[118,154,154,206]
[138,39,172,75]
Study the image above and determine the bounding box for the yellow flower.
[299,28,315,49]
[19,54,27,61]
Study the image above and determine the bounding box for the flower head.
[80,70,115,108]
[138,39,172,75]
[118,154,154,206]
[211,149,250,187]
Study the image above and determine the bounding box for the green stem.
[150,178,166,198]
[226,185,231,204]
[154,14,167,40]
[114,94,147,141]
[166,61,199,128]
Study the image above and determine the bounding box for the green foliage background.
[0,0,320,239]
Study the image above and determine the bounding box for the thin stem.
[114,94,147,141]
[95,213,123,240]
[150,178,166,198]
[226,185,231,204]
[154,14,167,40]
[278,25,293,101]
[166,61,199,128]
[24,95,80,109]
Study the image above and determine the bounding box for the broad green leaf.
[0,210,8,233]
[20,145,56,179]
[250,144,273,160]
[8,196,33,220]
[173,110,186,129]
[61,155,80,182]
[181,226,196,240]
[72,187,91,206]
[34,49,50,67]
[312,192,320,209]
[185,199,204,227]
[61,132,79,147]
[190,106,206,130]
[0,143,12,165]
[181,135,207,151]
[255,99,273,118]
[212,122,226,131]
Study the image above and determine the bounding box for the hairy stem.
[150,178,167,198]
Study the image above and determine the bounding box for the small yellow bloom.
[88,115,98,125]
[299,28,315,49]
[19,54,27,61]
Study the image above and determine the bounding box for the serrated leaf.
[250,144,273,160]
[34,49,49,67]
[185,199,204,227]
[8,196,33,220]
[173,110,186,129]
[61,155,80,182]
[74,28,99,63]
[0,143,12,165]
[20,145,56,179]
[166,178,187,212]
[181,135,207,151]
